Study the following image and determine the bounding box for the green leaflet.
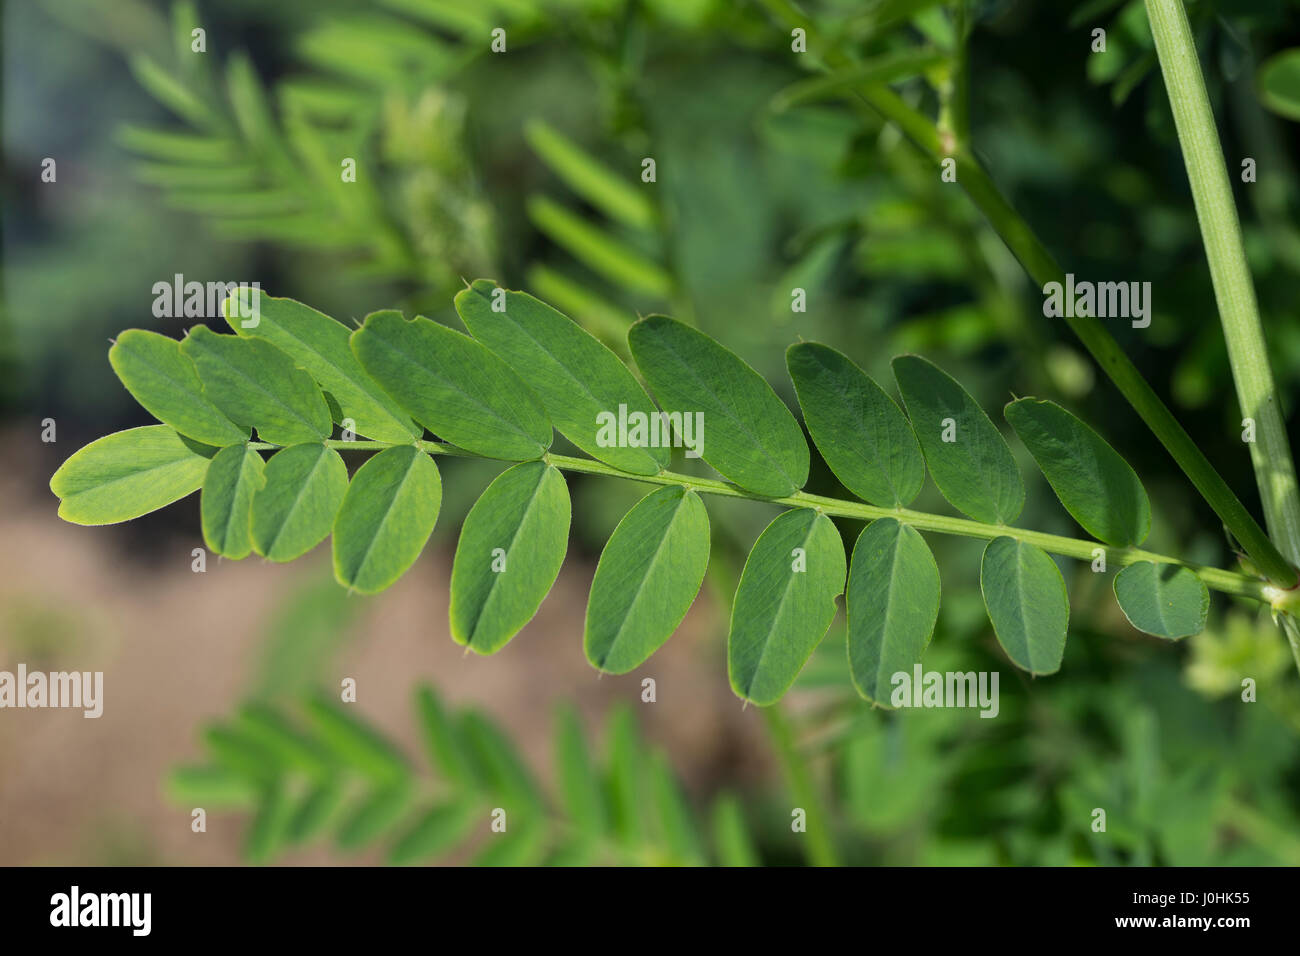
[473,820,549,866]
[388,801,477,865]
[415,686,477,788]
[628,315,809,497]
[728,509,846,705]
[250,443,348,562]
[181,325,332,446]
[584,486,710,673]
[648,750,705,864]
[1006,398,1150,547]
[108,329,249,446]
[1113,562,1209,639]
[524,120,656,230]
[244,783,294,865]
[555,705,608,841]
[50,425,215,525]
[223,290,421,443]
[846,518,941,705]
[351,310,552,461]
[605,707,645,847]
[456,279,668,475]
[336,785,414,850]
[200,442,266,559]
[449,461,571,654]
[980,536,1069,675]
[1258,49,1300,122]
[711,794,759,868]
[893,354,1024,524]
[787,342,924,507]
[303,692,410,784]
[332,445,442,594]
[459,710,547,816]
[527,195,672,297]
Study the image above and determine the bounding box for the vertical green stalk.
[756,0,1298,587]
[1145,0,1300,569]
[761,704,839,866]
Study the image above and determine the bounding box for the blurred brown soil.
[0,433,771,865]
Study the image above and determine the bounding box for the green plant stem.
[753,0,1299,589]
[760,704,839,866]
[251,440,1268,601]
[1144,0,1300,569]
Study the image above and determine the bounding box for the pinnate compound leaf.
[787,343,924,507]
[51,425,215,525]
[1006,398,1150,547]
[332,445,441,594]
[728,509,846,705]
[351,310,551,460]
[200,442,266,559]
[224,289,420,443]
[109,329,248,446]
[250,443,348,562]
[629,315,809,497]
[846,518,941,704]
[449,462,570,654]
[1113,562,1209,639]
[584,486,710,674]
[980,536,1069,675]
[893,354,1024,524]
[456,279,668,475]
[181,325,331,446]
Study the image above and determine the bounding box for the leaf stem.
[760,704,840,866]
[1144,0,1300,568]
[250,440,1268,601]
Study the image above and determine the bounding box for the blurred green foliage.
[12,0,1300,864]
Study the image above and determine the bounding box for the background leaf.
[846,518,941,704]
[351,310,552,460]
[50,425,215,525]
[728,509,846,705]
[1258,48,1300,122]
[449,462,571,654]
[332,445,442,594]
[584,486,710,673]
[1006,397,1150,547]
[629,315,809,497]
[787,342,924,507]
[893,354,1024,524]
[1113,562,1209,639]
[980,536,1069,675]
